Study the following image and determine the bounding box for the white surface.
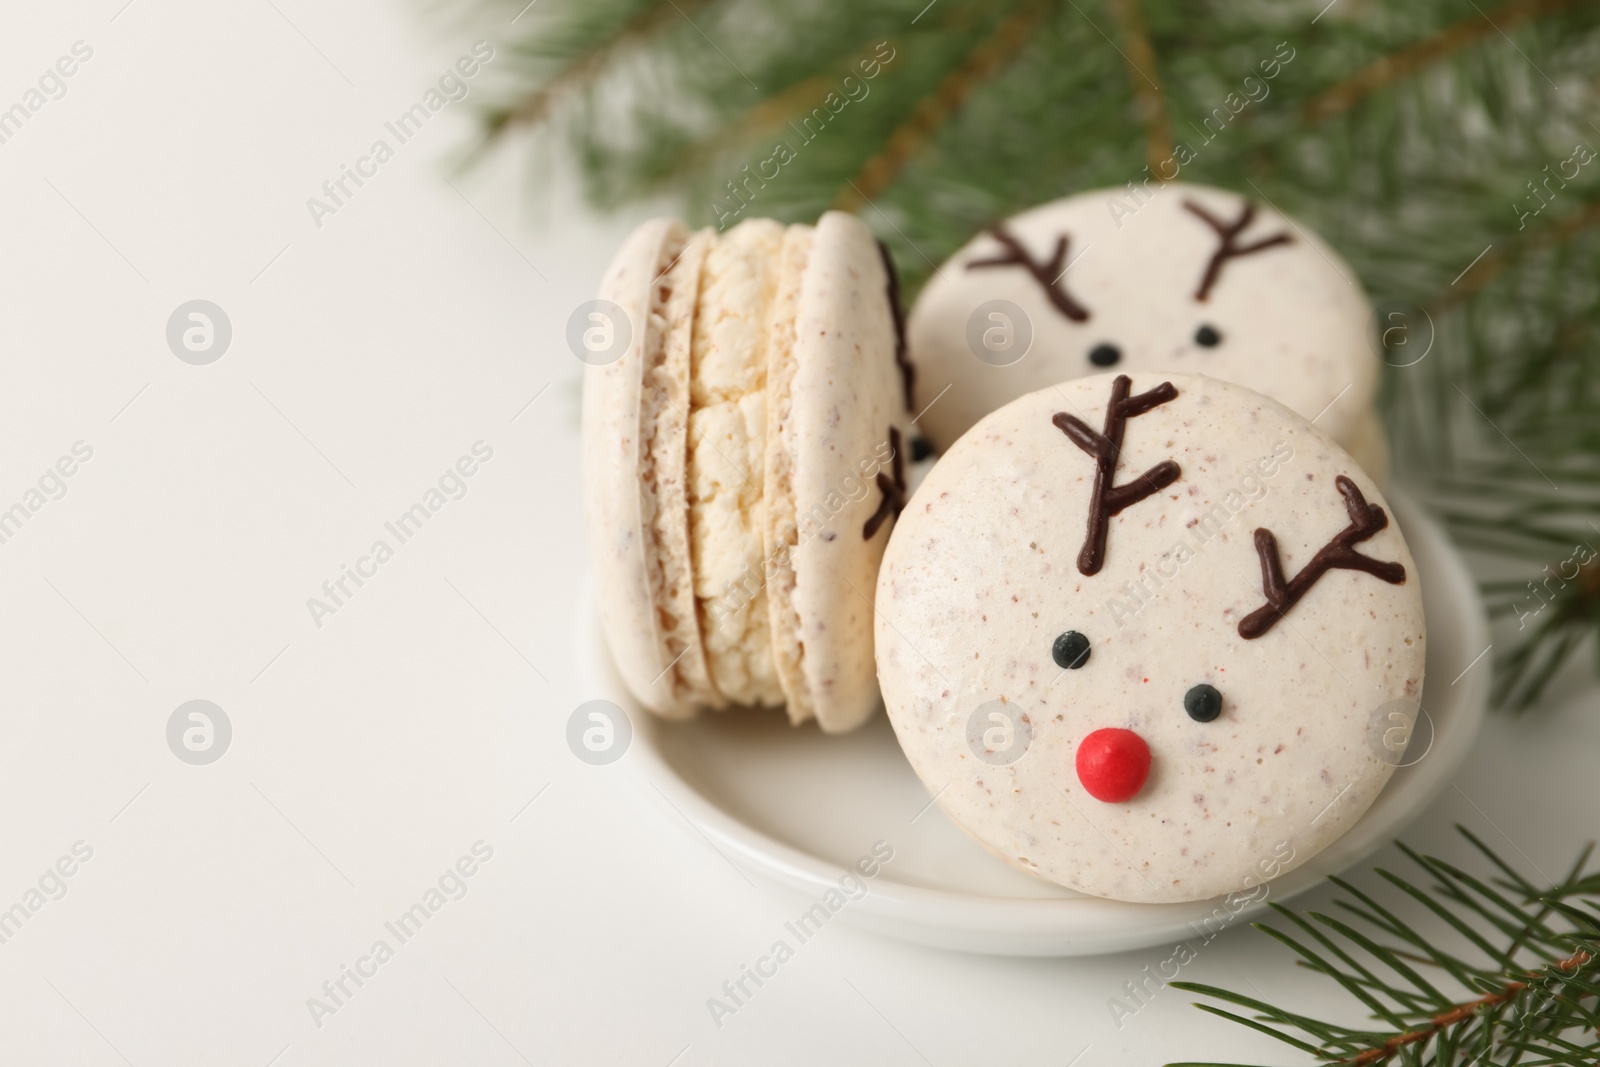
[605,492,1488,955]
[0,2,1594,1066]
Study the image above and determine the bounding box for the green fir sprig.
[1167,827,1600,1066]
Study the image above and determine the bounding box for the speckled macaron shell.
[583,219,717,719]
[875,372,1425,903]
[906,182,1377,461]
[776,211,911,732]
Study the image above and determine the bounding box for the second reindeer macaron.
[583,211,911,731]
[906,183,1383,476]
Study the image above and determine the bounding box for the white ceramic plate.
[577,491,1490,956]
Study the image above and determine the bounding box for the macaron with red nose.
[874,371,1425,903]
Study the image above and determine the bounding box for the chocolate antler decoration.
[863,426,907,540]
[1238,475,1406,639]
[966,224,1089,322]
[876,239,914,411]
[1182,199,1293,302]
[1052,375,1181,575]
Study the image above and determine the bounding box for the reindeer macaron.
[907,182,1386,480]
[874,372,1424,903]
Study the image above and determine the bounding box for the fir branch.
[1433,196,1600,312]
[1487,557,1600,710]
[1303,0,1591,123]
[1170,828,1600,1067]
[648,59,879,194]
[1335,949,1592,1065]
[1104,0,1172,171]
[482,0,713,137]
[835,0,1044,210]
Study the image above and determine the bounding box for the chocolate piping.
[863,426,907,540]
[1238,475,1406,639]
[1053,375,1180,576]
[966,224,1090,322]
[1182,199,1293,302]
[876,240,914,411]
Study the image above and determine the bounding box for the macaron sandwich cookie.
[906,182,1388,480]
[584,212,911,731]
[874,372,1425,902]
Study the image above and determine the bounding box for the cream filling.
[686,220,788,706]
[640,229,722,708]
[761,226,814,724]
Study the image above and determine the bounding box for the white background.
[0,1,1594,1064]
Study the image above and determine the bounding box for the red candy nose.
[1075,728,1151,803]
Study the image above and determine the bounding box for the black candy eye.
[1052,631,1091,669]
[1088,343,1121,367]
[1185,683,1223,722]
[1194,324,1222,347]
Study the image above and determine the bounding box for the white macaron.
[875,372,1424,902]
[907,182,1381,467]
[584,212,911,731]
